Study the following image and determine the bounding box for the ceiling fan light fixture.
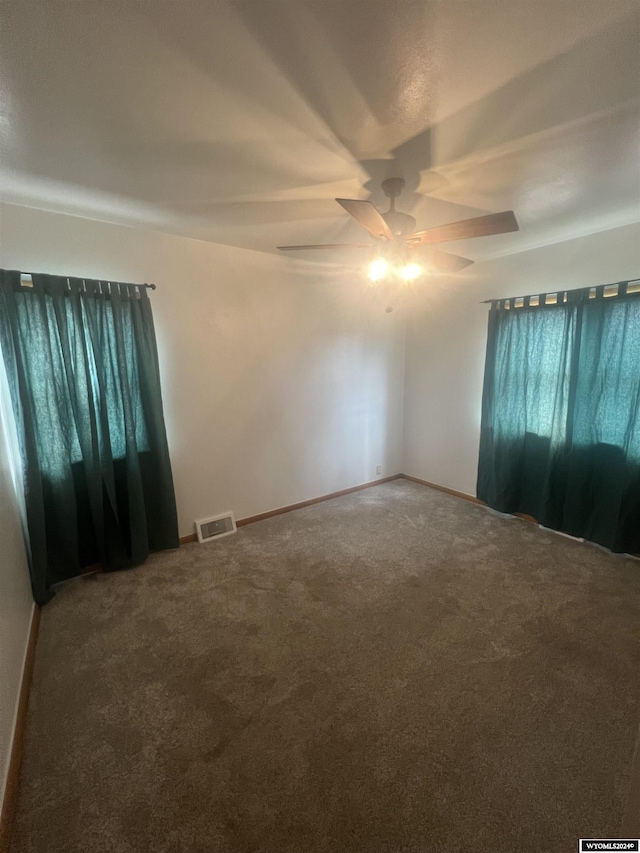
[399,262,422,281]
[367,257,389,282]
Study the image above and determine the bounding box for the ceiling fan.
[277,178,519,276]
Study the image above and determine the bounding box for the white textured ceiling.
[0,0,638,263]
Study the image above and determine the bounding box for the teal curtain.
[477,282,640,555]
[0,270,179,604]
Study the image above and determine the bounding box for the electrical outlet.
[376,466,381,475]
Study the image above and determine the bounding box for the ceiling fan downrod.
[381,178,416,237]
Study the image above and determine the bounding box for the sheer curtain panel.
[477,282,640,555]
[0,271,179,604]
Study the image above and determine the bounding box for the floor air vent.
[195,512,237,543]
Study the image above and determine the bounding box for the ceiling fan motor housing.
[382,209,417,237]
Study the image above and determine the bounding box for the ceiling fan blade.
[406,211,519,245]
[277,243,372,251]
[335,198,394,241]
[410,245,475,273]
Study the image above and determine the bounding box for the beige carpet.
[10,480,640,852]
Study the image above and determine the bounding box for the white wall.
[0,203,405,536]
[402,222,640,496]
[0,359,34,813]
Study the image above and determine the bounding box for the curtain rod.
[18,273,156,291]
[480,277,639,304]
